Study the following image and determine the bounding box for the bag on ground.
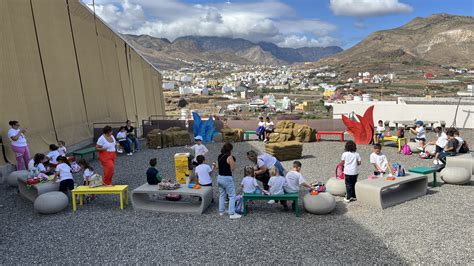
[402,144,412,155]
[235,195,244,214]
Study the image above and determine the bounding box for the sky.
[82,0,474,49]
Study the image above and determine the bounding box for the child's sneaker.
[343,197,351,203]
[267,200,275,204]
[229,214,242,219]
[433,159,439,165]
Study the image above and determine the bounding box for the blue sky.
[86,0,474,49]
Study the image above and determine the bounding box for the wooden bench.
[355,173,427,209]
[72,185,129,211]
[244,130,257,141]
[243,192,300,217]
[73,146,97,160]
[316,131,344,142]
[381,136,407,152]
[131,184,213,215]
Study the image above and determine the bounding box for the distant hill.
[124,35,343,69]
[317,14,474,75]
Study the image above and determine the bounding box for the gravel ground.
[0,131,473,264]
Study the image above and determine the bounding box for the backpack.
[459,140,469,153]
[391,163,406,177]
[256,126,265,136]
[335,162,344,180]
[397,128,405,138]
[402,144,412,155]
[235,195,244,214]
[89,174,103,188]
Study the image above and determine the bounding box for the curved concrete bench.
[445,153,473,181]
[355,173,427,209]
[131,184,213,215]
[18,176,60,202]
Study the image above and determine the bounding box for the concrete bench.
[243,192,300,217]
[131,184,212,215]
[17,176,60,202]
[316,131,344,142]
[73,146,97,160]
[355,173,427,209]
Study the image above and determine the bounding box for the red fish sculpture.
[342,105,374,144]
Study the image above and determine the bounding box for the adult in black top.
[125,120,140,151]
[216,143,240,218]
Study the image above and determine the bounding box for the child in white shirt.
[370,144,392,177]
[53,156,74,194]
[187,136,208,165]
[58,140,67,156]
[283,161,311,210]
[28,153,47,178]
[78,158,96,201]
[410,121,426,150]
[267,167,286,205]
[241,166,261,194]
[374,120,385,144]
[47,144,61,167]
[194,155,215,186]
[117,127,133,156]
[341,141,361,202]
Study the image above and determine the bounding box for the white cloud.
[330,0,413,17]
[82,0,339,48]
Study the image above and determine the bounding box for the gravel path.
[0,131,472,264]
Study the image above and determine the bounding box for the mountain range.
[124,35,343,69]
[317,13,474,75]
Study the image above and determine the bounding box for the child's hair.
[345,141,357,152]
[196,155,205,165]
[373,143,382,150]
[58,140,66,146]
[266,116,271,121]
[293,161,302,168]
[33,153,46,166]
[49,144,59,151]
[119,126,126,131]
[269,167,278,176]
[244,166,254,177]
[446,129,455,137]
[149,158,157,167]
[57,156,70,166]
[9,120,19,126]
[259,116,263,120]
[77,158,93,171]
[378,120,383,124]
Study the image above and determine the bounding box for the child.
[264,116,275,143]
[370,144,392,177]
[453,129,466,153]
[47,144,61,168]
[438,129,459,165]
[410,121,426,150]
[28,153,47,178]
[53,156,74,194]
[426,127,448,165]
[374,120,385,144]
[241,166,261,193]
[256,117,265,141]
[77,158,96,201]
[187,136,208,166]
[283,161,311,210]
[341,141,361,203]
[146,158,162,185]
[267,167,286,205]
[194,155,215,186]
[117,126,133,156]
[58,140,67,156]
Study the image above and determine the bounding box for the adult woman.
[246,150,285,190]
[125,120,139,151]
[96,126,117,186]
[216,142,241,219]
[7,121,30,170]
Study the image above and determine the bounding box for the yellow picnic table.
[381,136,407,152]
[72,185,129,211]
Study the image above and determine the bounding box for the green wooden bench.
[73,146,97,160]
[244,130,257,141]
[243,192,300,217]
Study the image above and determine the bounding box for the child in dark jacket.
[146,158,162,185]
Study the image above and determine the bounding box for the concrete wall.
[332,100,474,129]
[0,0,165,165]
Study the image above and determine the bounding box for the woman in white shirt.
[7,120,30,170]
[96,126,117,186]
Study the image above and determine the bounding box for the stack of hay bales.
[221,128,244,142]
[265,141,303,161]
[146,129,163,149]
[146,127,192,149]
[269,121,315,143]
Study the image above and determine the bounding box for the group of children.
[256,116,275,143]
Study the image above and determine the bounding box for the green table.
[73,146,97,160]
[408,166,438,187]
[243,192,300,217]
[244,130,257,141]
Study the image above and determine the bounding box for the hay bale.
[268,133,292,143]
[170,131,192,146]
[146,129,163,149]
[221,128,243,142]
[275,121,287,130]
[265,141,303,161]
